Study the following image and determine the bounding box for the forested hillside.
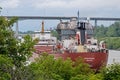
[94,22,120,50]
[94,22,120,37]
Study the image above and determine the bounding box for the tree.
[0,55,13,80]
[88,74,103,80]
[0,16,38,80]
[94,22,120,50]
[70,74,89,80]
[94,22,120,38]
[99,37,120,50]
[101,63,120,80]
[0,16,38,67]
[106,25,117,37]
[28,53,94,80]
[73,58,93,76]
[106,22,120,37]
[29,53,64,80]
[51,30,59,39]
[94,25,108,38]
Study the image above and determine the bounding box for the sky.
[0,0,120,31]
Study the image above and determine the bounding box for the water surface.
[107,50,120,65]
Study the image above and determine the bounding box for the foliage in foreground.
[0,16,37,80]
[28,53,93,80]
[101,63,120,80]
[28,53,120,80]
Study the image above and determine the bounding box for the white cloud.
[0,0,120,17]
[0,0,20,9]
[32,0,120,10]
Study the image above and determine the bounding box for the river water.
[107,50,120,65]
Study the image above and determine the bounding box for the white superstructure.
[33,31,51,40]
[33,30,57,45]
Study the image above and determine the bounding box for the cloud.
[32,0,120,10]
[1,0,120,17]
[0,0,20,9]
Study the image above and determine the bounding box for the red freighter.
[34,15,108,71]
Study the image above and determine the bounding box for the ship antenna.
[77,10,80,27]
[77,10,80,22]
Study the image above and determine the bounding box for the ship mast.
[77,11,81,45]
[77,11,86,45]
[41,20,44,34]
[77,11,80,23]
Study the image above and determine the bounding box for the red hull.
[50,52,108,70]
[34,45,53,53]
[34,46,108,70]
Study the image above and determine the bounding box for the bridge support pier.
[95,20,97,27]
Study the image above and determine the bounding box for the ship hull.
[50,52,108,70]
[34,46,108,70]
[34,45,53,53]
